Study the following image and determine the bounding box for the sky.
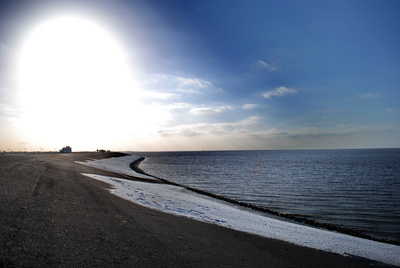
[0,0,399,151]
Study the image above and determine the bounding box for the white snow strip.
[82,173,400,266]
[76,155,158,181]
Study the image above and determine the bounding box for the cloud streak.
[190,107,221,115]
[190,105,234,116]
[358,93,380,99]
[137,74,218,96]
[175,77,221,94]
[158,116,260,138]
[176,77,212,89]
[262,87,298,99]
[243,103,258,110]
[257,60,279,71]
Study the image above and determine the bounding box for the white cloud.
[175,77,218,94]
[176,88,197,94]
[159,116,260,137]
[158,128,203,137]
[147,116,400,150]
[358,92,380,99]
[176,77,212,89]
[243,103,258,109]
[262,86,298,99]
[239,116,259,125]
[257,60,279,71]
[136,74,217,96]
[189,105,234,116]
[220,105,234,110]
[190,107,221,115]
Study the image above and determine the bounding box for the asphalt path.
[0,152,376,267]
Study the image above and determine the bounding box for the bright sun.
[17,16,143,149]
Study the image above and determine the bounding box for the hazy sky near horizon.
[0,0,399,151]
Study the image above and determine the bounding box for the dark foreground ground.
[0,152,384,267]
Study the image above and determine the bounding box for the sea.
[135,148,400,244]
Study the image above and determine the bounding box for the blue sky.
[0,0,399,151]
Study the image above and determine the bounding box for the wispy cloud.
[176,77,212,89]
[137,74,217,96]
[257,60,279,71]
[190,107,221,115]
[175,77,220,94]
[358,92,380,99]
[190,105,234,116]
[158,116,260,137]
[242,103,258,109]
[165,103,235,117]
[239,116,259,125]
[262,87,298,99]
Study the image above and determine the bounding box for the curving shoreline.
[2,152,398,267]
[82,153,400,266]
[132,156,399,246]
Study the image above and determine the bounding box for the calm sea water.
[136,149,400,244]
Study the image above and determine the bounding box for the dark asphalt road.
[0,152,374,267]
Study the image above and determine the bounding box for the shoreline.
[1,152,398,267]
[82,153,400,266]
[131,156,400,246]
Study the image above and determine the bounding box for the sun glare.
[16,16,148,149]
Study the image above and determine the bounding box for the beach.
[0,152,394,267]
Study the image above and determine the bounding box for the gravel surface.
[0,152,377,267]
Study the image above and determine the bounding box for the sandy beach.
[0,152,391,267]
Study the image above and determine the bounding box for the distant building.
[60,146,72,153]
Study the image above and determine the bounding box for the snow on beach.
[77,155,400,266]
[75,155,157,181]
